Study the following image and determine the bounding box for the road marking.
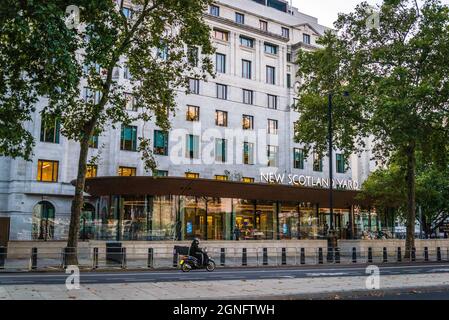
[306,272,348,277]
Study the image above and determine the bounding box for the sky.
[292,0,449,28]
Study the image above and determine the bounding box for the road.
[1,262,449,286]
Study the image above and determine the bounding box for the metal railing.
[0,245,448,272]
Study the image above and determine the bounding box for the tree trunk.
[65,135,91,265]
[404,143,416,259]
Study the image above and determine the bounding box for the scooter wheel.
[181,263,191,273]
[206,261,216,272]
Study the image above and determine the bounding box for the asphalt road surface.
[1,263,449,286]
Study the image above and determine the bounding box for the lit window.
[154,130,169,156]
[37,160,59,182]
[268,119,278,135]
[215,110,228,127]
[293,148,305,169]
[40,117,60,144]
[242,115,254,130]
[185,172,200,179]
[118,166,136,177]
[86,165,97,178]
[120,125,137,151]
[186,105,200,121]
[242,177,255,183]
[215,175,228,181]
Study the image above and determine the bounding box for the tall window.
[267,145,279,167]
[120,125,137,151]
[215,110,228,127]
[242,115,254,130]
[89,135,99,149]
[186,134,200,159]
[124,93,137,111]
[287,74,292,88]
[260,20,268,31]
[242,59,252,79]
[216,53,226,73]
[122,7,133,19]
[303,33,311,44]
[37,160,59,182]
[186,105,200,121]
[83,87,101,104]
[240,36,254,48]
[266,66,276,84]
[187,46,199,67]
[118,166,136,176]
[313,152,323,172]
[216,84,228,100]
[264,43,278,55]
[268,119,278,135]
[210,4,220,16]
[189,78,200,94]
[154,130,169,156]
[86,165,97,178]
[267,94,278,109]
[243,142,254,165]
[282,27,290,38]
[185,172,200,179]
[215,138,227,163]
[336,153,346,173]
[235,12,245,24]
[242,89,253,105]
[123,65,131,80]
[213,29,229,42]
[40,118,60,144]
[293,148,305,169]
[287,52,292,62]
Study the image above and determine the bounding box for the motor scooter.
[179,248,216,272]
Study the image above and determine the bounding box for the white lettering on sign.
[260,173,360,190]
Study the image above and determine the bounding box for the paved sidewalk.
[1,273,449,300]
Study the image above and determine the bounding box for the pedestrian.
[233,225,240,241]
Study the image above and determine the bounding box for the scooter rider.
[189,238,208,266]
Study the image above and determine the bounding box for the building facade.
[0,0,380,243]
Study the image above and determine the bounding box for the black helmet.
[193,237,200,245]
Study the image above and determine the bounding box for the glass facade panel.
[180,196,207,240]
[279,202,299,240]
[207,198,232,240]
[299,203,318,239]
[150,196,177,240]
[120,195,148,240]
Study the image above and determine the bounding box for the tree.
[1,0,214,264]
[294,0,449,256]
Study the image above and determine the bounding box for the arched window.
[32,201,55,240]
[80,203,96,240]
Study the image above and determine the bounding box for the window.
[37,160,59,182]
[216,53,226,73]
[124,93,137,111]
[118,166,136,177]
[267,145,278,167]
[260,20,268,31]
[242,89,253,105]
[123,65,131,80]
[242,59,252,79]
[89,135,98,149]
[268,119,278,135]
[215,175,228,181]
[186,105,200,121]
[210,5,220,16]
[112,67,120,79]
[120,125,137,151]
[157,45,169,61]
[303,33,311,44]
[267,94,278,109]
[293,148,305,169]
[264,43,278,55]
[266,66,276,84]
[86,165,97,178]
[287,52,292,62]
[215,138,227,163]
[213,29,229,42]
[242,115,254,130]
[187,46,199,67]
[215,110,228,127]
[287,74,292,88]
[235,12,245,24]
[216,84,228,100]
[242,177,255,183]
[185,172,200,179]
[189,78,200,94]
[40,118,60,144]
[243,142,254,165]
[154,130,169,156]
[240,36,254,48]
[154,170,168,177]
[122,7,132,19]
[336,154,346,173]
[313,152,323,172]
[186,134,200,159]
[282,27,290,38]
[83,87,101,104]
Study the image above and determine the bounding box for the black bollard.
[424,247,429,262]
[147,248,154,269]
[368,247,373,263]
[0,247,6,269]
[263,248,268,266]
[327,247,334,263]
[281,248,287,265]
[300,248,306,265]
[437,247,442,262]
[397,247,402,262]
[411,247,416,262]
[383,247,388,263]
[121,247,127,269]
[31,247,38,270]
[93,247,99,269]
[352,247,357,263]
[335,248,341,264]
[242,248,247,266]
[318,248,323,264]
[220,248,226,266]
[172,248,178,268]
